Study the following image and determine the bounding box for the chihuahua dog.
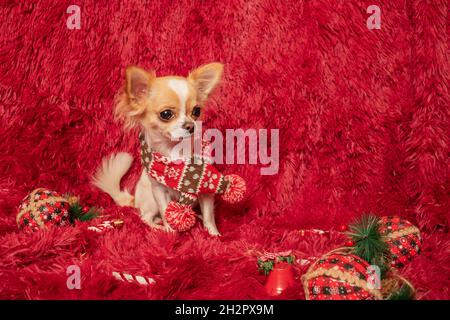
[93,62,224,236]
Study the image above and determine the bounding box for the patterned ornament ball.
[17,188,72,232]
[302,252,382,300]
[378,216,421,268]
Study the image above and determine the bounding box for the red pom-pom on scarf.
[221,174,246,204]
[165,201,196,232]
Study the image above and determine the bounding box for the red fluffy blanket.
[0,0,448,299]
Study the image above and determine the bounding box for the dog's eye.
[159,110,174,121]
[192,106,201,117]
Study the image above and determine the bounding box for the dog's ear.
[125,66,155,103]
[188,62,223,102]
[115,66,155,129]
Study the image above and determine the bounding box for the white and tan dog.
[93,63,224,236]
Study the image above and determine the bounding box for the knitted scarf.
[139,132,246,231]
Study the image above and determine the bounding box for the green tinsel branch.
[347,214,389,277]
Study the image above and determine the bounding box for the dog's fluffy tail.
[92,152,135,207]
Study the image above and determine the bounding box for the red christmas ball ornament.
[82,206,90,213]
[17,188,71,232]
[338,224,348,232]
[378,216,421,268]
[302,252,382,300]
[345,240,355,247]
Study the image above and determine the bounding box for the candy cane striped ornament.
[112,271,156,286]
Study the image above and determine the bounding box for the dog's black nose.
[183,122,195,133]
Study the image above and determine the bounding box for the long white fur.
[168,79,190,140]
[92,152,134,206]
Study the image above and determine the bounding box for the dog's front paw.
[204,222,221,236]
[163,223,176,233]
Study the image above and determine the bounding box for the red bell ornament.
[264,262,295,296]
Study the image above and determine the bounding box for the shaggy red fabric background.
[0,0,449,299]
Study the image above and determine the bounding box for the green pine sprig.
[347,214,389,276]
[68,201,99,223]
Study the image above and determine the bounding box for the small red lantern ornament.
[378,216,421,268]
[302,252,382,300]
